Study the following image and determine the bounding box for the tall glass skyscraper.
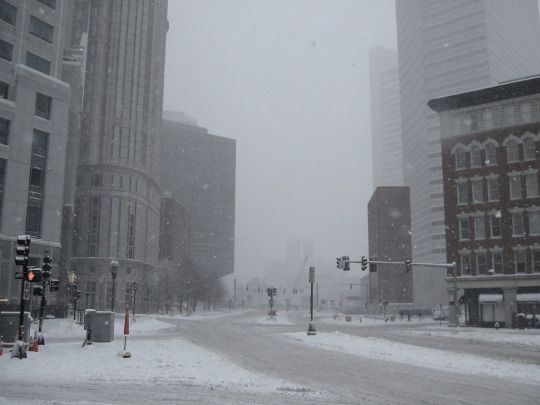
[396,0,540,308]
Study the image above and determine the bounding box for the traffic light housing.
[342,256,350,271]
[49,279,60,292]
[361,256,368,271]
[405,258,412,273]
[15,235,31,266]
[369,258,377,272]
[24,267,42,283]
[336,257,342,269]
[32,285,44,296]
[42,255,52,279]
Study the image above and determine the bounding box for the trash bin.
[0,311,32,343]
[516,313,527,329]
[90,311,115,342]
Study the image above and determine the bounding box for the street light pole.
[132,282,137,319]
[110,259,118,312]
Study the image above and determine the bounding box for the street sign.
[309,266,315,284]
[23,282,30,301]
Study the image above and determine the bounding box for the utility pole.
[307,266,316,335]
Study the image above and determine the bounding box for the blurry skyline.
[163,0,397,277]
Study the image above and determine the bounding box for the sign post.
[308,266,316,335]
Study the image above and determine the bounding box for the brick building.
[429,76,540,328]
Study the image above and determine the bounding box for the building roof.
[428,75,540,113]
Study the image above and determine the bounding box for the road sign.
[309,266,315,283]
[23,282,30,301]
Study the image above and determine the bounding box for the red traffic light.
[24,267,42,283]
[27,270,35,281]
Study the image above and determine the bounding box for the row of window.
[0,38,52,75]
[457,209,540,240]
[78,173,142,194]
[453,135,538,170]
[456,172,538,205]
[460,249,540,275]
[450,99,540,136]
[1,1,55,41]
[0,92,52,146]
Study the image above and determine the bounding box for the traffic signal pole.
[18,274,27,341]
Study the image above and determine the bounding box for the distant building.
[396,0,540,309]
[0,0,71,308]
[159,197,189,264]
[368,187,413,306]
[429,76,540,328]
[369,47,403,188]
[161,114,236,278]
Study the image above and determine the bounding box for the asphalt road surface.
[1,310,539,404]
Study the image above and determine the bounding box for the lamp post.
[132,282,137,319]
[110,259,118,312]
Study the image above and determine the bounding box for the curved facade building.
[69,0,168,310]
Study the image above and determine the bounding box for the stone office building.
[429,76,540,328]
[0,0,71,308]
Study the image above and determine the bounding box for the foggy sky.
[163,0,397,278]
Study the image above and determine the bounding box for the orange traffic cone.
[32,331,38,352]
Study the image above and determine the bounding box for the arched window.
[506,140,519,162]
[455,147,467,169]
[470,145,482,167]
[523,137,536,160]
[485,142,497,165]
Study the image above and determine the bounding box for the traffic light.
[25,267,42,283]
[32,285,44,296]
[405,258,412,273]
[361,256,368,271]
[369,258,377,272]
[42,255,52,279]
[343,256,350,271]
[273,287,277,295]
[49,279,60,292]
[15,235,31,266]
[336,257,342,269]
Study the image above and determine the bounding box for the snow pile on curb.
[256,314,294,325]
[0,337,305,394]
[407,328,540,348]
[113,316,174,336]
[285,331,540,385]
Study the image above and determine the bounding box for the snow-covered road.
[1,310,539,404]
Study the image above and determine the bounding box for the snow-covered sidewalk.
[285,331,540,385]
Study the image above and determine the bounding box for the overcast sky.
[163,0,397,278]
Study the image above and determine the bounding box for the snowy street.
[1,310,539,404]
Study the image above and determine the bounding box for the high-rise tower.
[396,0,540,308]
[68,0,168,310]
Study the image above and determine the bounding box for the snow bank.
[256,314,294,325]
[408,327,540,348]
[155,309,247,321]
[0,337,305,394]
[285,331,540,385]
[113,316,175,336]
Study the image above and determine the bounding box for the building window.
[29,16,53,43]
[37,0,56,9]
[532,250,540,272]
[504,105,515,126]
[487,177,499,201]
[0,0,17,25]
[474,216,485,240]
[472,180,483,203]
[514,250,526,273]
[26,52,51,75]
[459,218,470,240]
[490,214,501,238]
[457,182,469,205]
[528,211,540,235]
[0,38,13,61]
[461,254,471,275]
[523,138,536,160]
[90,174,102,187]
[509,175,522,199]
[492,251,503,274]
[485,143,497,165]
[525,173,538,198]
[35,93,52,119]
[0,81,8,99]
[483,109,493,130]
[88,196,100,256]
[476,253,487,275]
[25,130,48,238]
[506,140,519,162]
[512,212,524,236]
[0,117,9,145]
[455,148,467,169]
[0,158,5,225]
[470,146,482,167]
[126,200,136,259]
[521,102,532,123]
